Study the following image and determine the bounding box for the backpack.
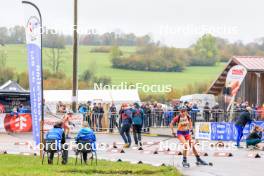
[132,109,143,125]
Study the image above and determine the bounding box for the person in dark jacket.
[190,103,199,126]
[131,102,144,147]
[246,125,263,148]
[78,103,88,121]
[45,121,68,164]
[109,103,118,133]
[235,107,254,147]
[203,102,210,122]
[119,104,132,148]
[75,121,96,164]
[142,103,152,132]
[211,103,221,122]
[97,103,104,131]
[91,103,98,130]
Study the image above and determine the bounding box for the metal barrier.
[99,110,264,129]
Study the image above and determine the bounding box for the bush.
[16,72,29,89]
[90,46,111,53]
[43,69,66,80]
[0,67,15,85]
[44,78,72,89]
[80,69,94,82]
[93,76,111,86]
[112,45,187,72]
[189,57,218,66]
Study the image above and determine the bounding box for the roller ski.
[182,160,190,168]
[196,158,213,166]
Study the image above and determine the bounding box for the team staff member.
[45,121,68,165]
[170,106,207,168]
[246,125,263,148]
[235,107,253,148]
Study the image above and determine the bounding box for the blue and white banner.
[22,1,43,145]
[195,121,264,141]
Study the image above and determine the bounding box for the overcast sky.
[1,0,264,47]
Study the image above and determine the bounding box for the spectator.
[184,101,192,112]
[154,104,164,127]
[211,103,221,122]
[190,103,199,126]
[91,103,98,130]
[173,102,180,117]
[203,102,210,122]
[97,103,104,131]
[251,104,258,120]
[57,101,66,113]
[142,103,151,132]
[86,101,92,127]
[109,103,118,133]
[164,107,174,126]
[259,104,264,120]
[18,104,30,113]
[78,103,88,122]
[0,103,5,113]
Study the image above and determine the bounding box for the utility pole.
[72,0,78,112]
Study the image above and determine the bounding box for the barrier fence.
[0,110,263,134]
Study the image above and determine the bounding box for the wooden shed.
[207,56,264,107]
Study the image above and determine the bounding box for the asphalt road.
[1,133,264,176]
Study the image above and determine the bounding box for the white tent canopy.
[44,89,140,104]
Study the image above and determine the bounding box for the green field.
[3,44,225,89]
[0,155,180,176]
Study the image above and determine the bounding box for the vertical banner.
[22,1,43,145]
[225,65,247,111]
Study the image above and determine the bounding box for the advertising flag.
[225,65,247,111]
[22,1,43,145]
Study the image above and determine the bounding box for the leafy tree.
[43,29,67,73]
[191,34,219,66]
[110,46,123,58]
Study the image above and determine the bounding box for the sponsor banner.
[211,122,234,141]
[195,121,264,141]
[211,121,264,141]
[0,113,32,133]
[195,122,211,140]
[225,65,247,110]
[0,113,83,134]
